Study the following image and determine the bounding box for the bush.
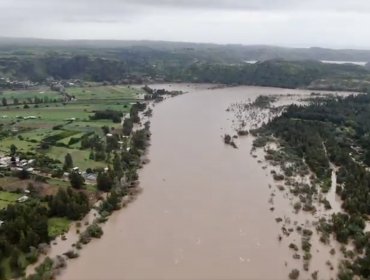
[86,223,103,238]
[289,269,300,280]
[289,243,299,251]
[301,238,311,252]
[16,169,30,180]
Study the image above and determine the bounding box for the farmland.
[0,84,143,170]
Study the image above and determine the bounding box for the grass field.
[0,100,132,131]
[57,132,85,146]
[44,146,107,170]
[0,137,38,153]
[48,217,71,238]
[46,178,70,189]
[68,85,141,100]
[0,191,22,209]
[0,87,62,105]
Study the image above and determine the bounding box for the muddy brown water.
[59,85,352,280]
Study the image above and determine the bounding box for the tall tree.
[1,97,7,107]
[97,171,113,192]
[63,153,73,170]
[68,171,85,189]
[122,118,133,136]
[113,153,123,180]
[10,144,17,156]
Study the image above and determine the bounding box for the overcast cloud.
[1,0,370,48]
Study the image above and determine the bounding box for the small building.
[17,196,29,203]
[24,116,37,120]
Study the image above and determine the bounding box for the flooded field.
[59,84,352,280]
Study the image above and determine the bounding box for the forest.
[257,93,370,279]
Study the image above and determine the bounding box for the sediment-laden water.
[59,84,351,280]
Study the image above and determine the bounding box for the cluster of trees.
[142,87,177,101]
[0,202,49,278]
[131,128,150,150]
[90,110,122,123]
[130,102,147,123]
[122,102,147,137]
[80,134,101,150]
[263,117,332,179]
[122,118,134,136]
[97,171,114,192]
[259,93,370,279]
[80,133,106,162]
[1,96,60,107]
[173,60,370,89]
[252,95,276,109]
[0,188,90,277]
[81,131,120,161]
[48,188,89,220]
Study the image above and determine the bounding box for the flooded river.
[59,85,348,280]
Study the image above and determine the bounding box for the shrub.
[86,223,103,238]
[289,269,300,280]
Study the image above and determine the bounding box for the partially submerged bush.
[289,269,300,280]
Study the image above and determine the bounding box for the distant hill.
[1,37,370,91]
[1,37,370,64]
[0,37,370,63]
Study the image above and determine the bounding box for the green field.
[0,85,143,171]
[0,137,38,153]
[0,98,133,131]
[48,217,71,238]
[0,87,62,105]
[0,191,22,209]
[44,146,107,170]
[68,85,141,100]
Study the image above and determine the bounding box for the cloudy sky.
[1,0,370,48]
